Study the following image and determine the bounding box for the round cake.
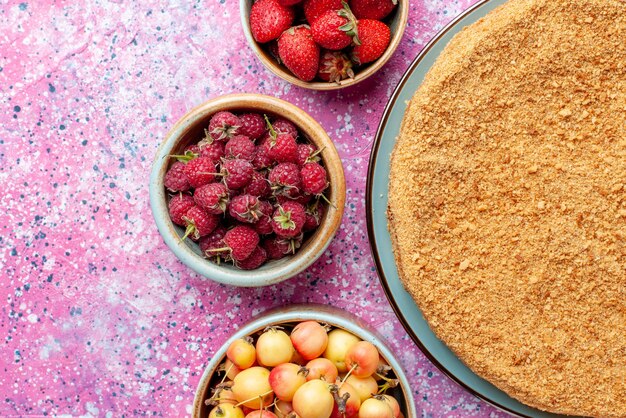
[388,0,626,416]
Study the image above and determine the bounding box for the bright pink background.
[0,0,510,416]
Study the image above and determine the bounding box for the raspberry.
[224,226,260,261]
[244,171,271,198]
[296,143,320,166]
[304,201,325,231]
[199,140,226,163]
[272,201,306,238]
[263,238,287,260]
[222,159,254,190]
[277,194,313,206]
[185,144,201,154]
[269,162,302,198]
[237,246,268,270]
[253,134,274,169]
[225,135,256,161]
[229,194,263,224]
[183,156,216,188]
[164,161,190,192]
[275,233,303,255]
[182,206,219,241]
[255,200,274,235]
[199,226,228,260]
[194,182,230,215]
[301,162,328,195]
[168,194,195,226]
[268,133,299,163]
[238,113,266,140]
[273,118,298,138]
[209,111,241,141]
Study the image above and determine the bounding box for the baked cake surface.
[388,0,626,416]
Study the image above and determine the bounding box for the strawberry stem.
[338,1,360,46]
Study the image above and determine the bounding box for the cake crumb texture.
[389,0,626,416]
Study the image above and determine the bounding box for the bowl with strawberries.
[241,0,408,90]
[193,305,417,418]
[149,94,345,287]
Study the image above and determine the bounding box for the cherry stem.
[234,389,274,408]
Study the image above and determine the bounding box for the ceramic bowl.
[192,304,417,417]
[240,0,409,90]
[149,94,345,287]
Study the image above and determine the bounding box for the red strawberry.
[255,200,275,235]
[229,194,263,224]
[303,0,343,23]
[350,0,397,20]
[199,226,229,260]
[272,201,306,238]
[209,111,241,141]
[239,113,266,140]
[194,182,230,215]
[311,6,359,50]
[263,238,287,260]
[222,159,254,190]
[237,246,268,270]
[244,171,271,198]
[199,140,226,163]
[225,135,256,161]
[304,200,325,231]
[164,161,190,192]
[318,50,354,82]
[296,143,321,165]
[279,0,303,5]
[223,226,260,261]
[351,19,390,64]
[168,194,195,226]
[278,26,320,82]
[182,206,219,240]
[250,0,295,43]
[253,134,274,169]
[269,162,302,198]
[301,162,328,195]
[273,118,299,138]
[183,156,216,188]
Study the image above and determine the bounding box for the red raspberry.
[209,111,241,141]
[164,161,190,192]
[253,134,274,169]
[296,143,320,166]
[273,118,298,138]
[225,135,256,161]
[268,133,298,163]
[222,159,254,190]
[168,194,195,226]
[272,201,306,238]
[301,162,328,195]
[277,194,313,206]
[199,141,225,163]
[304,201,326,231]
[263,238,287,260]
[237,246,268,270]
[269,163,302,198]
[276,233,304,255]
[223,226,260,261]
[182,206,219,241]
[199,226,228,260]
[229,194,263,224]
[244,171,271,198]
[238,113,266,140]
[194,182,230,215]
[183,156,216,188]
[185,144,201,154]
[255,200,275,235]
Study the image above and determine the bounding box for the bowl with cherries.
[149,94,345,287]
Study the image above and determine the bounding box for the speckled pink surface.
[0,1,512,416]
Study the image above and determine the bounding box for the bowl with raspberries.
[241,0,408,90]
[149,94,345,287]
[192,304,417,418]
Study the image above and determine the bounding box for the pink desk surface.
[1,0,510,416]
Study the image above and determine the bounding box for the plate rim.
[365,1,536,416]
